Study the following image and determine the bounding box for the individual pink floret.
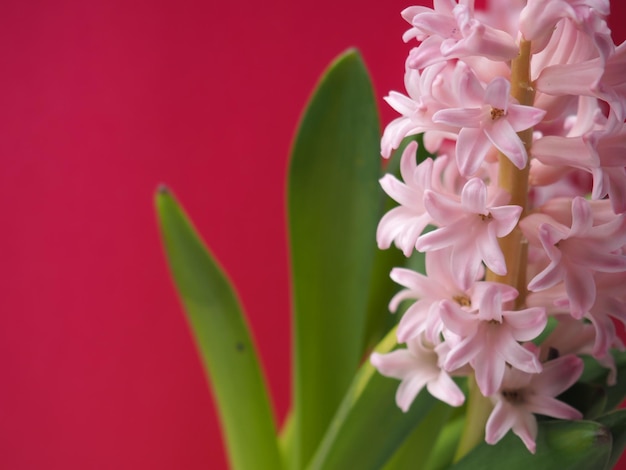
[521,197,626,318]
[440,283,546,396]
[401,1,518,69]
[415,177,521,290]
[370,334,466,411]
[485,349,583,453]
[376,141,434,257]
[433,77,546,176]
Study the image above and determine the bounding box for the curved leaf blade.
[287,49,381,467]
[306,328,439,470]
[156,188,282,470]
[450,420,612,470]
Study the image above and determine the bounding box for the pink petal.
[432,107,483,128]
[477,224,507,275]
[427,372,466,407]
[397,303,430,343]
[376,207,429,255]
[512,412,538,454]
[370,350,416,379]
[486,401,516,445]
[456,127,492,176]
[396,374,430,412]
[505,308,548,341]
[451,237,484,290]
[569,197,593,237]
[461,178,488,214]
[440,300,476,336]
[399,141,419,185]
[485,119,528,169]
[473,347,506,396]
[443,332,479,371]
[528,260,564,292]
[499,336,542,374]
[384,91,418,117]
[415,225,458,252]
[484,77,510,110]
[525,395,583,420]
[531,355,584,397]
[422,190,463,226]
[490,205,523,237]
[379,174,419,209]
[564,268,596,318]
[506,104,547,132]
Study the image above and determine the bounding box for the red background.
[0,1,624,469]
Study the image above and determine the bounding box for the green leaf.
[155,188,282,470]
[287,49,381,467]
[450,420,612,470]
[557,382,607,419]
[596,409,626,469]
[579,350,626,412]
[306,328,439,470]
[382,400,454,470]
[422,415,466,470]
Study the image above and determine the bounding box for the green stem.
[453,375,494,463]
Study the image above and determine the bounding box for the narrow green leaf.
[423,415,466,470]
[450,420,612,470]
[383,400,454,470]
[155,188,282,470]
[306,328,439,470]
[596,410,626,469]
[287,49,381,467]
[279,410,296,470]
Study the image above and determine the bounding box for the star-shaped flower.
[432,77,546,176]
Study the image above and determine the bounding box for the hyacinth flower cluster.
[370,0,626,454]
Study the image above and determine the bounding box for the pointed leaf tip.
[156,191,282,470]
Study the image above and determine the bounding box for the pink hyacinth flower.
[522,197,626,318]
[390,248,485,344]
[441,284,546,396]
[433,77,546,176]
[416,177,521,290]
[402,1,518,70]
[376,141,434,257]
[370,334,465,411]
[486,351,583,453]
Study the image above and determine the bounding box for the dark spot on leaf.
[236,342,245,352]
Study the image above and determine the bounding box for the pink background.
[1,1,624,468]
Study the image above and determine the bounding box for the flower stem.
[487,39,534,305]
[454,40,535,462]
[453,374,494,463]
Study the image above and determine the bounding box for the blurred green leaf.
[450,420,612,470]
[382,400,454,470]
[306,328,440,470]
[156,189,282,470]
[423,415,466,470]
[579,350,626,412]
[287,49,381,467]
[557,382,607,419]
